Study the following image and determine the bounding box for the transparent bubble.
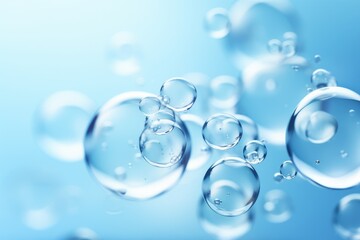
[311,68,337,89]
[210,75,241,110]
[34,91,95,162]
[281,39,296,57]
[227,0,298,68]
[205,8,231,39]
[202,157,260,216]
[159,78,197,112]
[243,140,267,164]
[145,107,176,135]
[202,114,243,150]
[267,39,282,54]
[139,96,161,116]
[286,87,360,189]
[314,54,321,63]
[139,119,187,168]
[198,197,254,240]
[283,31,297,42]
[65,228,98,240]
[238,55,308,145]
[280,160,297,180]
[263,189,292,223]
[334,194,360,240]
[304,111,338,144]
[84,91,191,200]
[181,114,212,171]
[109,32,141,76]
[273,172,284,183]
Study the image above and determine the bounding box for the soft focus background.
[1,0,360,239]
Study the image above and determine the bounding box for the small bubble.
[315,159,320,165]
[281,40,296,57]
[243,140,267,165]
[280,160,297,180]
[100,121,114,134]
[214,198,222,205]
[349,109,355,117]
[292,65,299,71]
[340,150,348,159]
[314,54,321,63]
[311,68,337,89]
[128,163,132,168]
[204,8,230,39]
[267,39,282,54]
[139,97,161,116]
[273,172,284,183]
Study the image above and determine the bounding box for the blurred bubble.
[202,157,260,216]
[205,8,231,39]
[109,32,141,76]
[34,91,95,161]
[281,39,296,57]
[314,54,321,63]
[202,114,243,150]
[181,114,212,171]
[160,78,197,112]
[139,96,161,116]
[23,206,57,230]
[243,140,267,164]
[66,228,98,240]
[210,75,242,110]
[280,160,297,180]
[85,91,190,200]
[263,189,292,223]
[267,39,282,54]
[334,194,360,240]
[286,87,360,189]
[311,68,337,89]
[273,172,284,183]
[198,197,254,240]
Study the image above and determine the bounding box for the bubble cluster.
[243,140,267,165]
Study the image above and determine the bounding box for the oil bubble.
[202,157,260,216]
[280,160,297,180]
[243,140,267,164]
[204,8,230,39]
[160,78,197,112]
[139,96,161,116]
[263,189,292,223]
[202,113,243,150]
[287,87,360,189]
[311,68,337,89]
[84,91,190,200]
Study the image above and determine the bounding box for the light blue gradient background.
[1,0,360,239]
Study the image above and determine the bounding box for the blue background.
[1,0,360,239]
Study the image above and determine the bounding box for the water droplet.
[280,160,297,180]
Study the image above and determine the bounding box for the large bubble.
[286,87,360,189]
[84,91,191,200]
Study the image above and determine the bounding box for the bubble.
[198,197,254,240]
[311,68,337,89]
[139,96,161,116]
[65,228,98,240]
[210,75,242,110]
[304,111,338,144]
[84,91,191,200]
[34,91,95,161]
[314,54,321,63]
[267,39,282,54]
[243,140,267,164]
[204,8,230,39]
[109,32,141,76]
[263,189,292,223]
[159,78,197,112]
[281,39,296,57]
[283,31,297,42]
[202,157,260,216]
[334,194,360,240]
[280,160,297,180]
[287,87,360,189]
[273,172,284,183]
[349,109,356,116]
[181,114,212,171]
[23,206,57,230]
[315,159,320,165]
[145,107,176,135]
[202,114,243,150]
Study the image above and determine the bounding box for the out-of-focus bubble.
[280,160,297,180]
[34,91,95,161]
[243,140,267,164]
[202,157,260,216]
[238,55,308,145]
[84,92,190,200]
[210,75,242,110]
[227,0,298,68]
[109,32,141,76]
[139,119,187,168]
[198,197,254,240]
[159,78,197,112]
[202,114,243,150]
[334,194,360,240]
[66,228,98,240]
[181,114,212,171]
[145,108,176,135]
[139,96,161,116]
[286,87,360,189]
[263,189,292,223]
[311,68,337,89]
[205,8,231,39]
[23,206,57,230]
[314,54,321,63]
[283,31,297,42]
[267,39,282,54]
[273,172,284,182]
[281,39,296,57]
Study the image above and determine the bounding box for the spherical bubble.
[159,78,197,112]
[198,197,254,240]
[84,91,191,200]
[311,68,337,89]
[263,189,292,223]
[238,55,308,145]
[204,8,231,39]
[334,194,360,240]
[243,140,267,164]
[34,91,95,162]
[202,157,260,216]
[139,119,187,168]
[273,172,284,183]
[210,75,242,110]
[181,114,212,171]
[145,107,176,135]
[267,39,282,55]
[109,32,141,76]
[139,96,161,116]
[314,54,321,63]
[281,39,296,57]
[202,114,243,150]
[280,160,297,180]
[286,87,360,189]
[227,0,298,68]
